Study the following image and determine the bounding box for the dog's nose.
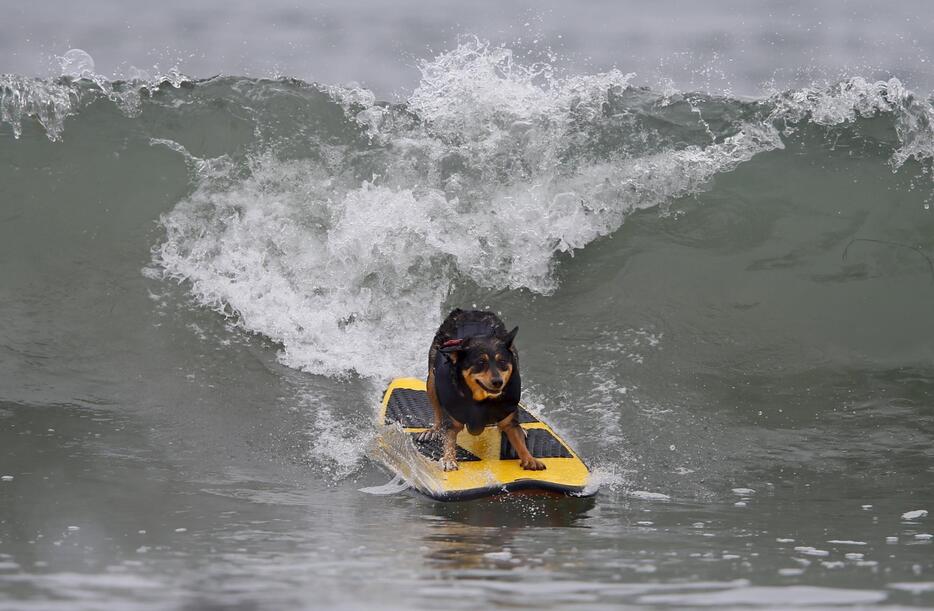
[490,378,503,389]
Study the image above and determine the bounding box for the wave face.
[4,41,934,384]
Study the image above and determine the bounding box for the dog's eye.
[471,363,486,373]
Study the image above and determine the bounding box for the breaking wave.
[4,40,934,379]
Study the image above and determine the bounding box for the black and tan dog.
[421,308,546,472]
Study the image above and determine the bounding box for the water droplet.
[59,49,96,79]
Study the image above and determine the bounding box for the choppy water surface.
[3,11,934,610]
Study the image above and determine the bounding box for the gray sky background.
[5,0,934,97]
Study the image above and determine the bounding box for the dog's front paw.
[440,458,459,472]
[417,427,442,442]
[520,456,546,471]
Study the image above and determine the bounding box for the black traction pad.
[385,387,539,428]
[386,388,434,427]
[500,428,573,460]
[516,408,539,424]
[410,433,480,462]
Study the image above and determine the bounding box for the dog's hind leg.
[417,370,444,442]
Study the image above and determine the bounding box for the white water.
[151,41,788,379]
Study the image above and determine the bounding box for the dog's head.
[441,327,518,401]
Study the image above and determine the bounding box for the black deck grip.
[500,428,572,459]
[516,407,538,423]
[386,388,435,427]
[410,433,480,462]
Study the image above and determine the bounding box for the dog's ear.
[504,326,518,348]
[440,340,467,364]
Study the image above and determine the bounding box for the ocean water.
[2,3,934,609]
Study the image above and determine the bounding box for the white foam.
[768,76,934,170]
[627,490,671,501]
[58,49,97,80]
[153,41,782,379]
[483,550,513,561]
[902,509,929,520]
[638,585,886,606]
[573,464,626,496]
[299,390,374,479]
[889,582,934,594]
[358,474,411,496]
[793,546,830,557]
[1,53,189,141]
[0,75,79,140]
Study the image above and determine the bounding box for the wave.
[4,41,934,379]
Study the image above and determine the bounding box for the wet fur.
[424,309,546,471]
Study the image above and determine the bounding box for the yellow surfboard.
[371,377,594,501]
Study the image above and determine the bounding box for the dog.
[421,308,546,472]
